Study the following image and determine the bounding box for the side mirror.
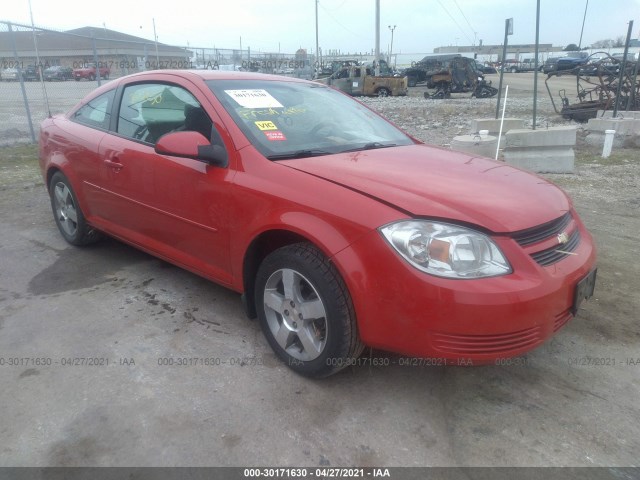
[155,131,228,167]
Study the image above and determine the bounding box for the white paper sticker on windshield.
[224,89,283,108]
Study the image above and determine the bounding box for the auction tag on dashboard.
[255,120,278,131]
[225,89,283,108]
[264,131,287,141]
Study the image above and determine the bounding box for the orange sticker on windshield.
[264,131,287,141]
[255,120,278,130]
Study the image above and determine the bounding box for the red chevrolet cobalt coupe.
[39,71,596,377]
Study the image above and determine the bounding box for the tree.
[564,44,580,52]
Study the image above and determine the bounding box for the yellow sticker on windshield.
[255,120,278,131]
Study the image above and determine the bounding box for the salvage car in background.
[315,63,407,97]
[72,62,110,81]
[43,66,73,81]
[39,70,597,377]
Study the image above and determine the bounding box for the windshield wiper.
[341,142,397,153]
[266,149,332,160]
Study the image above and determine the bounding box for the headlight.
[380,220,512,279]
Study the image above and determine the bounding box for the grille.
[432,325,542,355]
[511,212,572,247]
[553,309,573,332]
[530,230,581,267]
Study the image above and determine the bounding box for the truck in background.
[316,63,408,97]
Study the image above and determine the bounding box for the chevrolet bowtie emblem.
[557,232,570,245]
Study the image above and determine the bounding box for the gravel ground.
[359,86,572,147]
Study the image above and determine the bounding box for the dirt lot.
[0,73,639,469]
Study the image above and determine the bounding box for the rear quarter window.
[70,89,115,130]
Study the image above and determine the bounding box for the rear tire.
[49,172,102,246]
[255,243,364,377]
[375,87,390,97]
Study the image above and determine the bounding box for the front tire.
[255,243,364,377]
[49,172,102,246]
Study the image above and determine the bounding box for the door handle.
[104,159,124,171]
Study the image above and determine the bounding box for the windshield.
[206,79,413,159]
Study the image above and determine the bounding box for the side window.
[71,89,115,130]
[117,83,212,145]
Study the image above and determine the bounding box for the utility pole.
[578,0,589,49]
[375,0,380,75]
[388,25,396,68]
[533,0,540,130]
[152,18,160,66]
[315,0,319,77]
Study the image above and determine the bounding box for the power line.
[436,0,474,44]
[318,0,368,41]
[452,0,477,42]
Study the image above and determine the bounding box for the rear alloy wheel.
[255,243,364,377]
[49,172,102,246]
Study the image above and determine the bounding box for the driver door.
[95,80,235,284]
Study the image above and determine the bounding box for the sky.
[2,0,639,55]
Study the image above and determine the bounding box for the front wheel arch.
[242,229,318,319]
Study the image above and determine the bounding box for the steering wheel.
[309,122,336,136]
[133,124,149,140]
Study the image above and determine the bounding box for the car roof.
[119,69,310,84]
[69,69,316,110]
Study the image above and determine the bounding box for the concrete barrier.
[596,110,640,120]
[470,118,525,135]
[503,126,577,173]
[586,117,640,148]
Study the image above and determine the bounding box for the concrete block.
[503,127,577,173]
[596,110,640,120]
[586,118,640,136]
[470,118,525,135]
[586,117,640,148]
[504,126,577,148]
[450,134,498,158]
[503,148,574,173]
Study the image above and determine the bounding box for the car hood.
[280,144,571,233]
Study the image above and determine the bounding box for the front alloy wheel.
[263,268,328,362]
[255,243,364,377]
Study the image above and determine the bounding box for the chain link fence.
[0,20,314,145]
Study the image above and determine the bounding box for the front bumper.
[333,211,597,363]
